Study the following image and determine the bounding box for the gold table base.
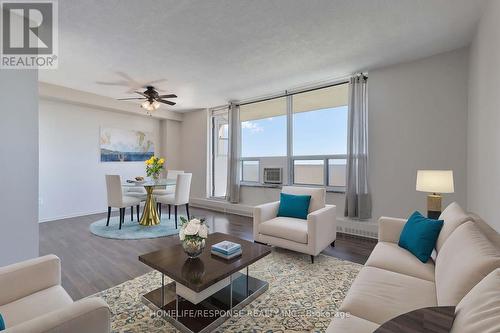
[139,186,160,226]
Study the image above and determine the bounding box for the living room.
[0,0,499,332]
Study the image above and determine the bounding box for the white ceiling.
[40,0,486,112]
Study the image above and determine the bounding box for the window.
[328,158,347,187]
[292,84,348,155]
[291,83,348,187]
[241,160,259,182]
[209,109,229,198]
[236,82,348,189]
[240,97,287,158]
[217,123,228,156]
[293,160,324,185]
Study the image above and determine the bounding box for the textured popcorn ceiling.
[40,0,486,111]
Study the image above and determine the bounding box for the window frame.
[237,80,349,192]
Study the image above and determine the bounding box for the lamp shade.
[416,170,454,193]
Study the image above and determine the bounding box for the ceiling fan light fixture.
[152,101,161,109]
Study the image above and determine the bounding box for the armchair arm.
[307,205,337,256]
[7,298,110,333]
[0,255,60,306]
[378,216,407,243]
[253,201,280,240]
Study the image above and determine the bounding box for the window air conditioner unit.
[263,168,282,184]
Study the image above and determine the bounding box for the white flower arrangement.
[179,217,208,242]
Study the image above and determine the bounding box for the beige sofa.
[0,255,110,333]
[253,186,336,263]
[327,202,500,332]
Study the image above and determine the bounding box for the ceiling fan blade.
[95,80,129,86]
[135,91,147,97]
[158,94,177,98]
[141,79,167,87]
[158,99,176,106]
[117,97,146,100]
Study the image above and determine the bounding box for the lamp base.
[427,194,442,219]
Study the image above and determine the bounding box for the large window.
[240,97,287,158]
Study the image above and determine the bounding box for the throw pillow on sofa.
[398,211,444,263]
[277,192,311,220]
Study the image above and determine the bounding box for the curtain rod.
[234,76,354,107]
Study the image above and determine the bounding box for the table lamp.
[416,170,454,219]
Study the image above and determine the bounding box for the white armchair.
[0,255,110,333]
[253,186,337,263]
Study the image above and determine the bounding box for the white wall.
[160,119,182,171]
[467,0,500,232]
[180,109,209,199]
[0,69,39,266]
[369,48,468,221]
[39,99,161,221]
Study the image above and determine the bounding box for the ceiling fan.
[117,86,177,114]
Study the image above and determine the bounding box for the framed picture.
[100,127,154,162]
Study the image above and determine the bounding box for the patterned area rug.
[94,248,362,332]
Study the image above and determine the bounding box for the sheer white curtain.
[344,74,371,219]
[226,102,241,203]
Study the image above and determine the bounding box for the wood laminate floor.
[40,206,377,300]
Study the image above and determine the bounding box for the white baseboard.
[336,218,378,239]
[39,209,109,223]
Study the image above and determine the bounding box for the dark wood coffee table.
[139,232,271,333]
[375,306,455,333]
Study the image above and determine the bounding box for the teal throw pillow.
[277,193,311,220]
[398,211,444,263]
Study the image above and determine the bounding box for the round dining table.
[123,179,176,226]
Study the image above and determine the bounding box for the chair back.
[281,186,325,213]
[174,173,192,205]
[167,170,184,180]
[105,175,123,207]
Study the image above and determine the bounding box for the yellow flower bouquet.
[145,156,165,180]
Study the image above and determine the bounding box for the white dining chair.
[105,175,142,229]
[156,173,192,228]
[152,170,184,196]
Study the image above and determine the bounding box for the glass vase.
[182,238,206,258]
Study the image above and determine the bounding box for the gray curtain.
[226,102,241,203]
[344,74,371,219]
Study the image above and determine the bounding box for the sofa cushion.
[325,314,379,333]
[340,266,437,324]
[0,285,73,327]
[451,268,500,333]
[277,193,311,220]
[398,211,443,263]
[435,221,500,306]
[436,202,472,252]
[281,186,325,213]
[258,217,308,244]
[366,242,435,281]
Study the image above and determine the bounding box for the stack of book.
[211,241,242,259]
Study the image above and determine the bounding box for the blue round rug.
[89,215,180,240]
